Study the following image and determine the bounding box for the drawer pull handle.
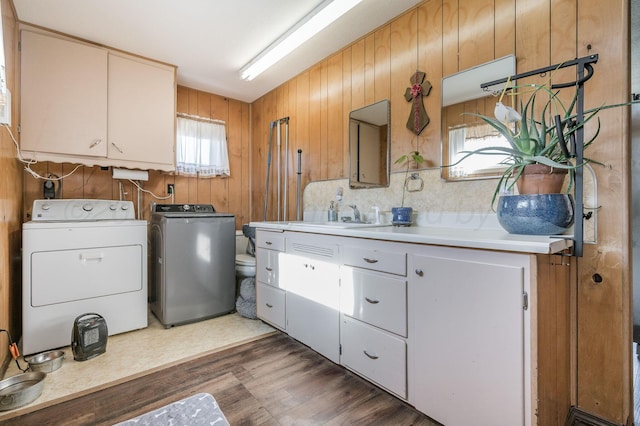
[265,241,273,245]
[363,350,379,360]
[265,267,273,272]
[415,268,424,277]
[365,297,379,304]
[80,254,104,263]
[265,303,273,308]
[363,257,378,264]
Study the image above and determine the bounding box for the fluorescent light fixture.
[240,0,362,81]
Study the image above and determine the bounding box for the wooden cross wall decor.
[404,70,432,135]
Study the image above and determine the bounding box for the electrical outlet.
[167,184,174,194]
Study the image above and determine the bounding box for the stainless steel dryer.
[149,204,235,327]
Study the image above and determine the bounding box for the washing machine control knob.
[82,203,94,212]
[109,204,117,211]
[121,204,130,210]
[41,203,51,211]
[183,204,190,211]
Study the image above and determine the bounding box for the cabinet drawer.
[257,231,285,251]
[256,249,283,289]
[341,267,407,337]
[256,282,285,330]
[342,246,406,276]
[340,315,407,399]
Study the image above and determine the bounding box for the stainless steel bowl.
[27,350,65,373]
[0,372,46,411]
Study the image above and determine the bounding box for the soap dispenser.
[328,201,338,222]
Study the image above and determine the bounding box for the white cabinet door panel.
[108,53,175,166]
[20,30,108,157]
[283,252,340,363]
[410,253,526,426]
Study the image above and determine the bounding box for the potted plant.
[450,80,636,234]
[392,150,424,225]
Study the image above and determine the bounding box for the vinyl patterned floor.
[0,311,275,421]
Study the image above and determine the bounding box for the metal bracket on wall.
[481,54,600,257]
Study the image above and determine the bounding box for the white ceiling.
[12,0,422,103]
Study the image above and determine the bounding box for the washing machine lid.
[236,254,256,266]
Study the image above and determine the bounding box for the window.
[447,123,510,178]
[176,115,230,177]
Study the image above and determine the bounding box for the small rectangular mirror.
[441,56,515,181]
[349,99,390,188]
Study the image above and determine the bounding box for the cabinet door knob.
[365,297,379,304]
[363,350,379,360]
[363,257,378,264]
[415,269,424,277]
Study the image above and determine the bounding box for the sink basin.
[288,221,389,229]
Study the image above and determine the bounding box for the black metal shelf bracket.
[481,54,600,257]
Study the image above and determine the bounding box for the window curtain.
[176,117,230,177]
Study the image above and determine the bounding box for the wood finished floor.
[4,331,438,425]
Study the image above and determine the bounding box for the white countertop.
[249,221,573,254]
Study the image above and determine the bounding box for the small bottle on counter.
[328,201,338,222]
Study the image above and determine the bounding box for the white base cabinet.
[255,231,286,330]
[254,229,534,425]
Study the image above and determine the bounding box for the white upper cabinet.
[20,30,108,157]
[19,28,176,171]
[107,53,175,166]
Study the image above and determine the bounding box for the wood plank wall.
[21,87,252,227]
[250,0,631,424]
[0,0,21,373]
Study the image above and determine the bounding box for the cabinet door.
[409,252,527,426]
[107,53,175,166]
[20,30,108,157]
[282,253,340,363]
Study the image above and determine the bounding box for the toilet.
[235,232,256,283]
[235,226,257,319]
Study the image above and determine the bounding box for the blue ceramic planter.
[497,194,574,235]
[392,207,413,226]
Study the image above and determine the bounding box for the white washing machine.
[22,199,148,355]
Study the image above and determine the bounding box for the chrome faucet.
[349,205,361,222]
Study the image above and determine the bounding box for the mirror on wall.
[349,99,390,189]
[441,56,516,181]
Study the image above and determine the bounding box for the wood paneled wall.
[22,86,252,227]
[0,0,21,373]
[250,0,632,423]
